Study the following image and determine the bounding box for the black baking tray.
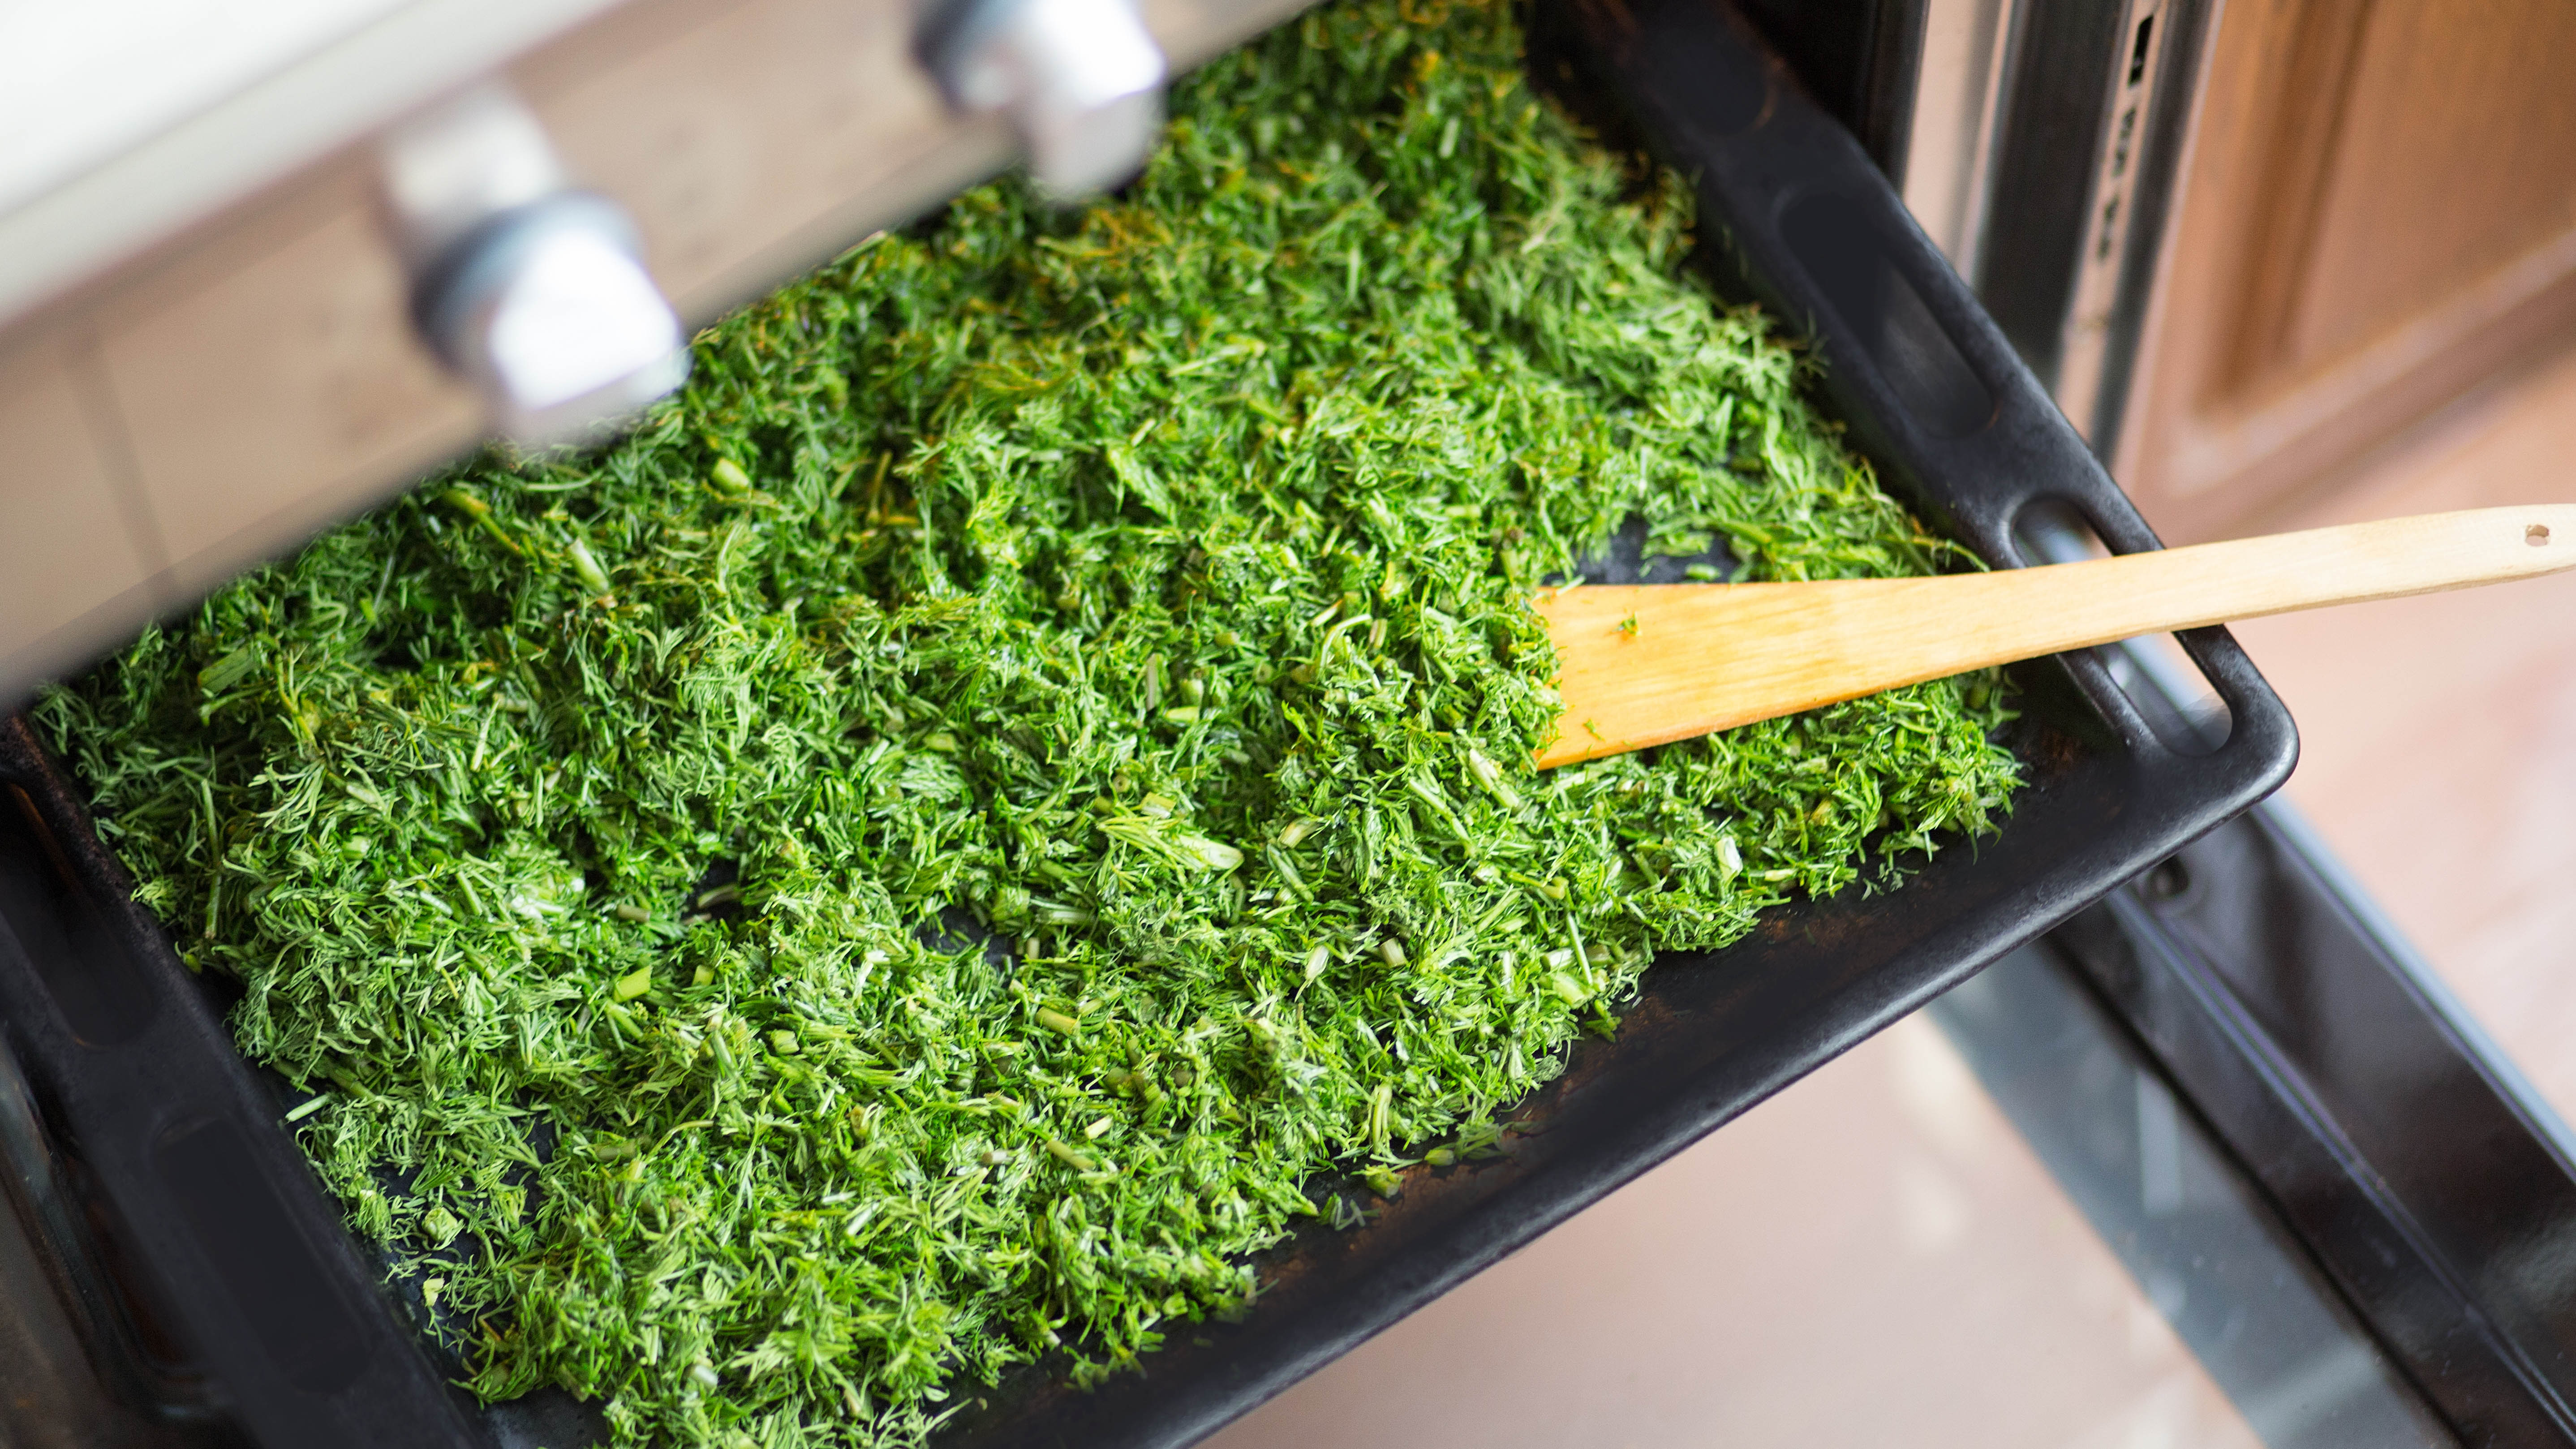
[0,1,2299,1445]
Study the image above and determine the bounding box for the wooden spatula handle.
[1536,504,2576,768]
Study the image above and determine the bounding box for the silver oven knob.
[919,0,1168,200]
[378,86,688,447]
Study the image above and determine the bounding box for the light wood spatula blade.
[1535,504,2576,769]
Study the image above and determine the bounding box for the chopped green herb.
[565,537,612,597]
[35,0,2017,1444]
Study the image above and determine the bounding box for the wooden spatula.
[1535,504,2576,769]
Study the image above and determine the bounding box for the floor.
[1210,343,2576,1449]
[1206,1017,2259,1449]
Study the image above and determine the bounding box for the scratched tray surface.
[0,2,2296,1447]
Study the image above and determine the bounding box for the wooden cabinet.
[2120,0,2576,540]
